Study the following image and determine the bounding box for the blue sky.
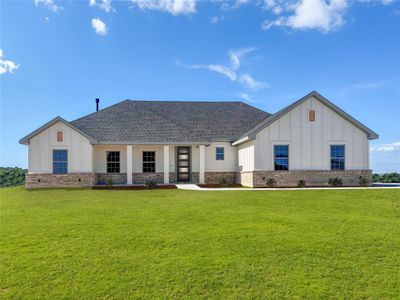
[1,0,399,172]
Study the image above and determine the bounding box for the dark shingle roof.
[70,100,270,144]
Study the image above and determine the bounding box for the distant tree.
[372,173,400,183]
[0,167,27,187]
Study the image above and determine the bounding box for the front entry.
[177,146,191,182]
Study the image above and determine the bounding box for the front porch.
[93,144,208,185]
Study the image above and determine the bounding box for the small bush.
[298,180,306,188]
[145,180,157,188]
[266,177,276,188]
[218,176,228,186]
[0,167,27,187]
[106,179,114,187]
[328,177,343,187]
[359,176,369,186]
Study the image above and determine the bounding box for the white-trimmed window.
[330,145,345,170]
[274,145,289,171]
[216,147,224,160]
[53,150,68,174]
[107,151,120,173]
[143,151,156,173]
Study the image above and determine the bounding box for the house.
[19,91,378,188]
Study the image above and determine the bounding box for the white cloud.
[34,0,61,12]
[239,73,269,91]
[228,47,256,70]
[0,50,19,75]
[130,0,196,15]
[176,48,268,91]
[89,0,115,13]
[239,93,257,103]
[370,142,400,152]
[262,0,348,33]
[91,18,108,35]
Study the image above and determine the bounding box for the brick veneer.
[25,173,94,189]
[205,172,237,184]
[241,170,372,187]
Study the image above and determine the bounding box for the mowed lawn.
[1,187,399,299]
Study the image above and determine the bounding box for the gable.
[19,116,97,145]
[233,91,378,146]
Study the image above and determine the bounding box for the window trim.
[142,151,156,173]
[216,147,225,160]
[106,151,121,174]
[52,149,68,174]
[273,144,289,171]
[330,144,345,171]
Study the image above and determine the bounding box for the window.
[57,131,63,142]
[107,151,120,173]
[143,151,155,173]
[331,145,345,170]
[53,150,68,174]
[309,110,315,122]
[274,145,289,171]
[216,147,224,160]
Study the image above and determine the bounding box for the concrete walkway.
[175,184,400,191]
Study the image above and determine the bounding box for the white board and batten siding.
[239,96,370,171]
[28,121,93,173]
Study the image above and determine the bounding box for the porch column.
[199,145,205,184]
[164,145,169,184]
[127,145,132,185]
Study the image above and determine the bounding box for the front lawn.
[1,187,399,299]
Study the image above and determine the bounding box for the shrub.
[372,173,400,183]
[145,180,157,188]
[328,177,343,187]
[218,176,228,186]
[0,167,27,187]
[266,177,276,188]
[298,180,306,188]
[106,179,114,187]
[359,176,369,186]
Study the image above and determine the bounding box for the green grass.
[1,187,399,299]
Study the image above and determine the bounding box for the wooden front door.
[177,147,190,182]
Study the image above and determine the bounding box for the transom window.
[274,145,289,171]
[216,147,224,160]
[53,150,68,174]
[143,151,156,173]
[107,151,120,173]
[331,145,345,170]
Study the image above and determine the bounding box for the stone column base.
[26,173,95,189]
[241,170,373,187]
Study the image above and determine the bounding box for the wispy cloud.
[34,0,61,12]
[239,93,258,103]
[91,18,108,35]
[176,48,268,91]
[238,73,269,91]
[89,0,115,13]
[0,50,19,75]
[370,142,400,152]
[130,0,196,15]
[350,78,400,90]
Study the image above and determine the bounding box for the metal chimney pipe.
[95,98,99,111]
